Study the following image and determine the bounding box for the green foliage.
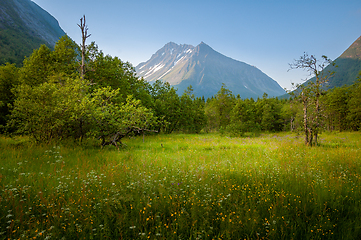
[206,85,287,136]
[280,100,302,132]
[178,86,207,133]
[0,28,48,66]
[9,76,90,142]
[88,91,157,140]
[5,35,157,143]
[85,43,152,105]
[205,84,235,131]
[346,77,361,130]
[322,85,350,131]
[227,98,260,136]
[0,63,19,131]
[150,80,181,133]
[18,35,78,86]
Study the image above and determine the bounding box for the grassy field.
[1,132,361,239]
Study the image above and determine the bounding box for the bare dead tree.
[289,53,336,146]
[78,15,91,79]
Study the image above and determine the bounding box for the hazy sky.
[31,0,361,90]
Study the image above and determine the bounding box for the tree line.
[1,18,361,146]
[0,33,207,145]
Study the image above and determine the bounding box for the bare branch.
[78,15,91,79]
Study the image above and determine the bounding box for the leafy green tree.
[0,63,19,131]
[178,86,207,133]
[10,74,157,144]
[85,43,152,107]
[280,99,302,132]
[51,35,79,77]
[227,98,260,136]
[88,91,157,147]
[347,75,361,130]
[159,92,180,133]
[9,76,90,142]
[18,44,52,86]
[8,27,156,144]
[322,85,350,131]
[205,84,235,131]
[260,97,283,132]
[18,35,79,86]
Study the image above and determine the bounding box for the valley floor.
[1,132,361,239]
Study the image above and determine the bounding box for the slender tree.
[78,15,91,79]
[289,53,335,146]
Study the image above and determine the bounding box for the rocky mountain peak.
[136,42,286,99]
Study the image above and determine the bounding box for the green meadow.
[1,132,361,239]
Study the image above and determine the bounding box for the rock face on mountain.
[0,0,66,65]
[136,42,286,99]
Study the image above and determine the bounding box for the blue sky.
[31,0,361,90]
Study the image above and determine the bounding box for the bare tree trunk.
[308,128,313,147]
[314,85,320,146]
[78,15,91,79]
[302,93,309,146]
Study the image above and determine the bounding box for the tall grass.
[1,132,361,239]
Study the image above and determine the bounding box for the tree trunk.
[78,15,91,79]
[308,128,313,147]
[290,117,294,131]
[303,93,309,146]
[314,89,320,146]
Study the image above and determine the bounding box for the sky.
[31,0,361,90]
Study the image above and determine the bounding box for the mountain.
[136,42,286,99]
[0,0,66,66]
[327,35,361,88]
[282,35,361,99]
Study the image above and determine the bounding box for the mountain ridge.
[136,42,286,99]
[0,0,66,65]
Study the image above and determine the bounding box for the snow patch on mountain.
[159,68,173,79]
[144,63,165,79]
[174,56,186,66]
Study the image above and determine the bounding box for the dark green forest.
[1,35,361,146]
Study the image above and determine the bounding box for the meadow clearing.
[1,132,361,239]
